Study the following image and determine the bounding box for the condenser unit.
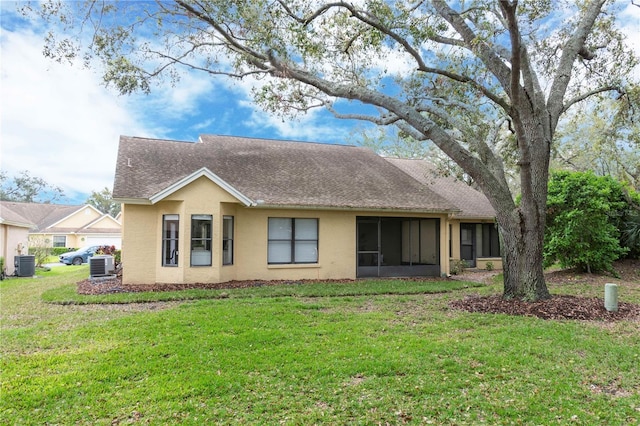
[14,255,35,277]
[89,255,115,277]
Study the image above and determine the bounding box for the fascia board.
[81,214,121,230]
[46,205,103,229]
[0,218,35,229]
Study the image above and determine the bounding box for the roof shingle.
[0,201,82,231]
[113,135,460,213]
[385,158,496,219]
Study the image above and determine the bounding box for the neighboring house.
[0,201,122,252]
[386,159,502,269]
[113,134,501,286]
[0,204,33,276]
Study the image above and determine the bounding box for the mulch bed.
[449,294,640,321]
[76,277,358,295]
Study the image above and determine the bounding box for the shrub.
[450,259,467,275]
[544,171,629,274]
[51,247,71,256]
[485,261,494,271]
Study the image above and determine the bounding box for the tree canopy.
[553,87,640,190]
[0,170,65,203]
[86,187,121,218]
[27,0,640,301]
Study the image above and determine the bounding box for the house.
[0,204,33,276]
[113,135,501,286]
[0,201,122,253]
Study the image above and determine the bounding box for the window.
[162,214,179,266]
[53,236,66,248]
[268,218,318,264]
[191,215,212,266]
[223,216,234,265]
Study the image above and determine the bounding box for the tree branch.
[546,0,607,126]
[562,85,624,113]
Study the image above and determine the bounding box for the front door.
[357,218,380,277]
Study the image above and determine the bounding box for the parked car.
[59,246,100,265]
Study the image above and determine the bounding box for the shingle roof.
[0,202,34,228]
[113,135,459,213]
[0,202,120,234]
[385,158,496,219]
[0,201,82,231]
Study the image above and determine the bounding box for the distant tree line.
[0,170,120,216]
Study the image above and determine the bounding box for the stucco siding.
[233,208,356,282]
[121,204,162,285]
[1,224,30,276]
[58,206,102,228]
[120,177,454,285]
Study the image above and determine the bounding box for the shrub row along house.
[0,202,121,275]
[113,135,501,286]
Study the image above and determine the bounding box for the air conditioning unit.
[89,255,115,277]
[14,255,35,277]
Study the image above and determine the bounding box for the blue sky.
[1,2,639,205]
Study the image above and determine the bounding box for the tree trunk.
[497,115,552,301]
[499,209,551,301]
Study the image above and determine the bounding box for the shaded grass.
[1,268,639,425]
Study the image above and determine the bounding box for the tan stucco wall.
[1,224,30,276]
[449,220,461,260]
[29,234,82,248]
[121,176,452,285]
[476,257,503,270]
[88,217,121,230]
[58,206,102,228]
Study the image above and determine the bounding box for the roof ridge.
[198,134,359,148]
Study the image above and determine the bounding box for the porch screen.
[268,218,318,264]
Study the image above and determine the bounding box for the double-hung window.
[268,218,318,264]
[191,215,212,266]
[162,214,179,266]
[52,236,66,248]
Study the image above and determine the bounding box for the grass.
[41,271,483,305]
[1,267,639,425]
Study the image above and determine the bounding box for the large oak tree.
[29,0,639,301]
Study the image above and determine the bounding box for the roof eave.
[0,219,35,229]
[250,203,461,215]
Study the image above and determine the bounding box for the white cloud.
[618,1,640,79]
[0,28,153,203]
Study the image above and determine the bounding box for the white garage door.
[86,237,122,249]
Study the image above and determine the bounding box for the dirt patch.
[450,294,640,321]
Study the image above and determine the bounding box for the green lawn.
[1,267,639,425]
